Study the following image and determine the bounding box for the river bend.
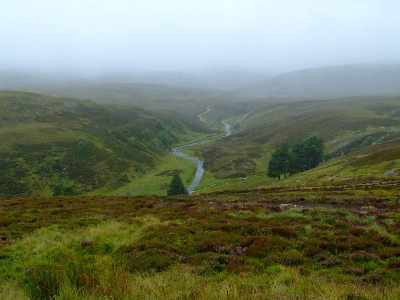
[172,121,231,194]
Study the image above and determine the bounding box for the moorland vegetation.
[1,191,400,299]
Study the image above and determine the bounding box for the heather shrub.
[245,236,290,258]
[270,226,298,238]
[190,231,242,254]
[117,240,179,272]
[127,250,177,272]
[381,247,400,259]
[190,253,232,274]
[349,227,366,236]
[387,259,400,269]
[265,250,306,266]
[320,258,341,268]
[304,243,322,258]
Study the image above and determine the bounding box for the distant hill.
[0,69,273,92]
[240,64,400,100]
[94,71,208,90]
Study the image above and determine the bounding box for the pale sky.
[1,0,400,74]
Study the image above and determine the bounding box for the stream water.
[172,121,231,194]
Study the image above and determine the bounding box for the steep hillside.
[0,91,215,196]
[240,64,400,100]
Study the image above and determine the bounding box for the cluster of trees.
[267,136,325,180]
[360,136,374,148]
[126,120,174,153]
[158,130,173,150]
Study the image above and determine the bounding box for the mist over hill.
[240,64,400,100]
[2,64,400,103]
[0,68,273,92]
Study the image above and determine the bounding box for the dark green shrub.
[158,130,172,149]
[360,136,374,148]
[140,129,151,141]
[324,153,331,161]
[155,120,164,130]
[127,136,135,147]
[52,183,78,196]
[77,141,87,150]
[148,141,159,153]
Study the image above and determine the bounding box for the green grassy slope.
[0,91,217,196]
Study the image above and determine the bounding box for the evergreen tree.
[167,174,188,196]
[267,153,281,179]
[304,136,324,169]
[290,142,307,173]
[267,143,292,179]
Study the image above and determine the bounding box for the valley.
[2,1,400,298]
[1,64,400,300]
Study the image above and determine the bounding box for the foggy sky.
[1,0,400,75]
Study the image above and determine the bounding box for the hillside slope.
[0,91,215,196]
[182,96,400,193]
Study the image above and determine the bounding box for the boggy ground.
[1,191,400,299]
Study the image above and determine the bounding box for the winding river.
[172,121,231,194]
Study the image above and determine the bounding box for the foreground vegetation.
[1,189,400,299]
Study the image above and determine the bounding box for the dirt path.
[232,110,254,127]
[198,108,210,122]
